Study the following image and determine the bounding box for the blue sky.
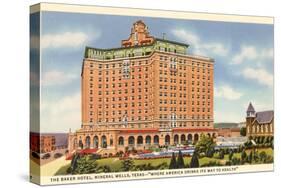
[37,11,273,133]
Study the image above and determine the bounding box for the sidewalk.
[40,156,71,176]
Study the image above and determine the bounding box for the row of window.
[159,121,211,127]
[159,60,211,69]
[95,116,150,123]
[248,124,273,133]
[97,82,150,89]
[159,77,211,85]
[88,56,212,70]
[90,60,150,69]
[159,114,211,119]
[90,102,150,109]
[97,88,151,95]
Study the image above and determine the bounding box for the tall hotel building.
[68,20,216,155]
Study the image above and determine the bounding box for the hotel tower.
[68,20,216,155]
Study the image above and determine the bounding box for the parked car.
[31,151,40,159]
[42,153,51,159]
[54,153,63,159]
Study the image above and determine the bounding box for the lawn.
[54,148,273,175]
[55,164,71,175]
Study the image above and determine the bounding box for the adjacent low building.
[30,132,56,153]
[215,123,241,138]
[30,132,68,154]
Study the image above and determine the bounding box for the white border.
[30,3,273,24]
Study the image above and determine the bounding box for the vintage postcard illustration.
[30,3,274,185]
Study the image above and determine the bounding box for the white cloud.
[41,31,100,49]
[241,67,273,87]
[243,101,273,112]
[232,45,273,65]
[41,93,81,132]
[215,85,243,100]
[171,28,229,57]
[42,70,78,86]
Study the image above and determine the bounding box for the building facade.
[68,20,216,155]
[217,128,241,138]
[30,132,56,154]
[246,102,274,138]
[215,123,242,138]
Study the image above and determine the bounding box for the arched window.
[128,136,135,145]
[85,136,91,148]
[165,135,170,145]
[180,134,186,143]
[194,134,199,142]
[93,136,99,148]
[145,136,151,145]
[187,134,193,142]
[153,135,159,144]
[137,136,143,145]
[79,139,83,149]
[101,135,107,148]
[118,137,124,145]
[174,134,179,144]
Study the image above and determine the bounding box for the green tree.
[121,158,134,171]
[73,155,98,174]
[190,152,199,168]
[248,151,253,164]
[70,153,80,174]
[259,151,267,163]
[206,147,215,158]
[177,150,185,169]
[195,134,216,155]
[169,152,178,169]
[228,150,233,161]
[219,149,224,159]
[240,127,247,136]
[241,150,247,163]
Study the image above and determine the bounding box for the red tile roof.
[79,148,99,154]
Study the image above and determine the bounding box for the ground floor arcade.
[68,128,217,156]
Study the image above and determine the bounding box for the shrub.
[231,157,241,165]
[121,158,134,171]
[72,155,98,174]
[240,127,246,136]
[169,152,178,169]
[218,150,224,159]
[248,151,253,164]
[98,165,112,173]
[177,150,185,169]
[259,151,267,163]
[228,151,233,161]
[190,152,199,168]
[241,150,247,163]
[206,147,214,158]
